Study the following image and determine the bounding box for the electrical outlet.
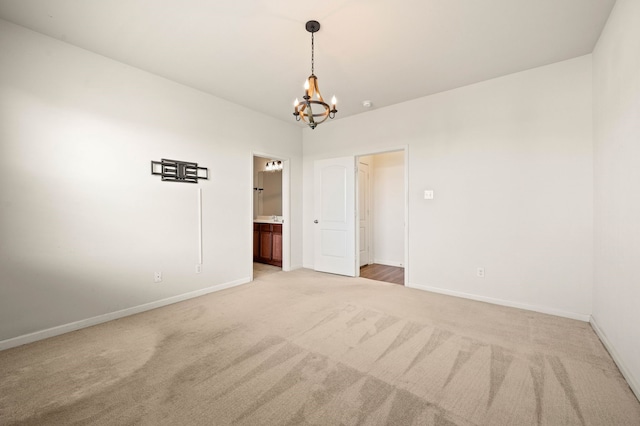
[424,190,434,200]
[477,268,485,278]
[195,264,202,274]
[154,271,162,283]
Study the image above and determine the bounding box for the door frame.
[250,152,291,280]
[355,146,409,285]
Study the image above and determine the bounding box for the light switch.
[424,190,434,200]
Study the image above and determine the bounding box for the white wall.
[592,0,640,398]
[303,55,593,320]
[372,151,404,267]
[0,19,302,344]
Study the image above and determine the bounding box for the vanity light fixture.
[265,160,283,172]
[292,20,337,129]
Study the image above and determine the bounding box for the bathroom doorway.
[252,154,288,279]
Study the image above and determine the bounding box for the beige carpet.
[1,269,639,425]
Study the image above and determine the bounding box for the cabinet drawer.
[272,224,282,234]
[259,224,272,232]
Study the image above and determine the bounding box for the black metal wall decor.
[151,159,208,183]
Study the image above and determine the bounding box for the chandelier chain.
[311,31,315,75]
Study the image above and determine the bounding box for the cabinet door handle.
[314,220,318,224]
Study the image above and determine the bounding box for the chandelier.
[293,20,337,129]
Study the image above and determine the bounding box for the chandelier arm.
[298,103,310,125]
[307,103,315,125]
[297,101,330,125]
[312,76,324,102]
[305,101,330,119]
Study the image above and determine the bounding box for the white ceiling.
[0,0,615,126]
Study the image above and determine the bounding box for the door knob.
[314,220,318,224]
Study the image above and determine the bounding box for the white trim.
[0,277,250,351]
[353,145,409,159]
[249,155,256,282]
[403,146,409,286]
[590,315,640,402]
[281,159,291,272]
[407,282,591,322]
[197,187,203,265]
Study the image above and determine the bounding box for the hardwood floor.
[254,262,404,285]
[360,263,404,285]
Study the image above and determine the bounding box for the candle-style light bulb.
[331,96,337,107]
[304,80,310,90]
[294,98,298,107]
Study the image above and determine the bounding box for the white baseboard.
[590,315,640,402]
[0,277,251,351]
[373,259,404,267]
[407,282,591,322]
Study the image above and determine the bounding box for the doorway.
[312,149,407,284]
[357,151,406,285]
[252,154,289,280]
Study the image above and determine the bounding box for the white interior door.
[358,161,370,267]
[314,156,356,276]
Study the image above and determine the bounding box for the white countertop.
[254,216,283,224]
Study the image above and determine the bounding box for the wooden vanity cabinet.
[259,224,273,262]
[253,223,282,267]
[253,224,260,259]
[271,224,282,265]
